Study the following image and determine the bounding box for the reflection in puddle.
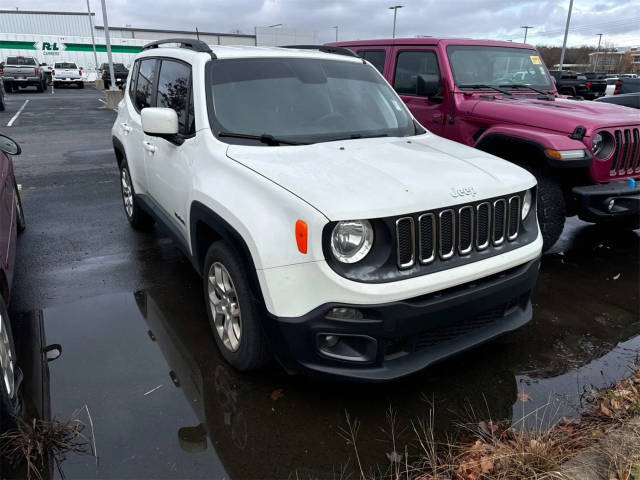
[42,222,638,478]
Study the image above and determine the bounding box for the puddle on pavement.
[31,222,638,479]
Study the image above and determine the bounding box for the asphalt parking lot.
[1,85,639,478]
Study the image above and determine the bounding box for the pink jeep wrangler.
[329,38,640,250]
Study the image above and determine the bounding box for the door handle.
[431,112,443,123]
[120,122,132,134]
[143,141,156,154]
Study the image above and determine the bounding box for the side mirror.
[416,74,441,98]
[0,135,21,155]
[141,108,182,144]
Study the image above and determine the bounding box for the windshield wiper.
[218,131,307,146]
[498,83,555,97]
[331,133,390,142]
[458,84,514,96]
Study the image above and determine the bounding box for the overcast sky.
[10,0,640,47]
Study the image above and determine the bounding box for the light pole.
[100,0,117,90]
[331,26,338,42]
[521,25,533,44]
[86,0,98,71]
[594,33,603,72]
[253,23,283,46]
[558,0,574,71]
[389,5,403,39]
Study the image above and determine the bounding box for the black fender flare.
[112,136,126,167]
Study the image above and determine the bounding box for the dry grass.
[335,370,640,480]
[0,405,95,480]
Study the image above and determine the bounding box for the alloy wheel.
[0,313,15,399]
[208,262,242,352]
[121,168,134,218]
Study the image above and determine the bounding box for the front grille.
[396,194,523,269]
[610,127,640,175]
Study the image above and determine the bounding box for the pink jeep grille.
[609,127,640,177]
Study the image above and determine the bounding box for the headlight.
[592,131,614,160]
[330,220,374,264]
[522,189,533,220]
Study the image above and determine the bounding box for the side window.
[128,60,139,103]
[135,58,157,111]
[357,50,386,73]
[393,50,441,96]
[156,60,191,135]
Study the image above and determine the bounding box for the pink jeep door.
[389,46,450,136]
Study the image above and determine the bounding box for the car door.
[390,47,449,136]
[144,58,194,236]
[122,58,155,195]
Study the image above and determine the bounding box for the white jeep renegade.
[112,39,542,381]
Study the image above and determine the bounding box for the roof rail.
[282,45,360,59]
[142,38,216,58]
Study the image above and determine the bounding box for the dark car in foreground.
[595,92,640,109]
[0,134,25,431]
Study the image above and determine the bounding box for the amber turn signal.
[295,220,308,254]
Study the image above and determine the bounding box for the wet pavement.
[1,87,639,478]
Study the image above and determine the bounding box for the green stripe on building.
[63,43,142,53]
[0,40,37,50]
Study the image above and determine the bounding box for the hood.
[470,95,640,133]
[226,134,535,220]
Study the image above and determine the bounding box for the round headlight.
[330,220,374,264]
[522,189,533,220]
[592,131,614,160]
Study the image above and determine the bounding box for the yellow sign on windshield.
[530,55,542,65]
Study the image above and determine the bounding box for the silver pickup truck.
[3,56,46,93]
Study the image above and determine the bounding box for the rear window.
[54,62,77,69]
[6,57,36,66]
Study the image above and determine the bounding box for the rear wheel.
[35,81,43,93]
[0,298,21,430]
[119,159,154,230]
[0,93,5,112]
[203,242,270,371]
[14,179,25,234]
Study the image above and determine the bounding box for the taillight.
[614,81,622,95]
[586,81,591,90]
[51,69,55,76]
[79,70,82,76]
[34,67,39,75]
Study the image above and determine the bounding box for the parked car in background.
[52,62,84,89]
[39,63,52,85]
[100,62,129,89]
[0,78,5,111]
[331,38,640,250]
[549,70,604,99]
[112,39,542,380]
[614,77,640,95]
[2,56,46,93]
[605,77,619,96]
[595,92,640,109]
[0,134,26,431]
[581,72,607,98]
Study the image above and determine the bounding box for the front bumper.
[572,178,640,223]
[264,257,540,381]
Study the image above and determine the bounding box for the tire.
[0,297,21,430]
[36,81,43,93]
[104,80,110,90]
[0,93,5,112]
[203,242,270,371]
[526,165,566,251]
[14,179,25,234]
[119,159,154,230]
[78,82,84,89]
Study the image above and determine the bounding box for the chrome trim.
[493,199,506,246]
[476,202,491,250]
[507,196,520,241]
[439,209,455,260]
[418,213,436,264]
[395,217,415,269]
[458,205,474,255]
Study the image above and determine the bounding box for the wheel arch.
[112,136,126,168]
[189,201,264,304]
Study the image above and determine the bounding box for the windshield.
[55,63,77,69]
[447,46,554,91]
[207,57,417,145]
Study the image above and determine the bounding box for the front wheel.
[119,161,154,230]
[0,298,21,430]
[527,166,566,251]
[14,179,25,233]
[203,242,270,371]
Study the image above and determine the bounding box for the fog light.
[316,333,377,363]
[608,199,615,211]
[324,335,339,347]
[325,307,364,321]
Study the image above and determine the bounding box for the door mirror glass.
[416,74,441,97]
[142,107,179,136]
[0,135,21,155]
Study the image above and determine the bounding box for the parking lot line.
[6,99,30,127]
